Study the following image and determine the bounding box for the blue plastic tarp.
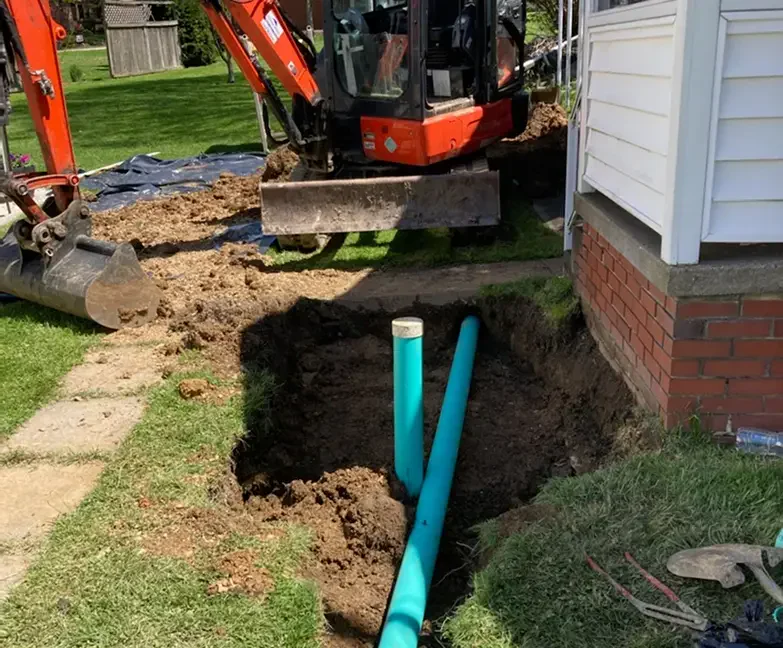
[81,152,266,212]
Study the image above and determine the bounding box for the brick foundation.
[573,222,783,432]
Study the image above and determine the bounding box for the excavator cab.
[323,0,528,164]
[259,0,529,237]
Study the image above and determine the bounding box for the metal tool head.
[667,545,783,589]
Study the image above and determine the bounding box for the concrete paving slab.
[336,260,564,310]
[0,462,104,543]
[61,345,162,396]
[0,553,30,601]
[1,398,144,454]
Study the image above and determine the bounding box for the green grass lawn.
[0,365,321,648]
[444,431,783,648]
[0,303,100,439]
[9,50,271,172]
[267,196,563,270]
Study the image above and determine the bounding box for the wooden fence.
[104,1,181,78]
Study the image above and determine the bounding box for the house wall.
[702,9,783,243]
[574,217,783,433]
[582,9,677,233]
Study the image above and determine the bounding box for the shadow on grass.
[265,191,563,272]
[0,301,101,438]
[204,142,269,155]
[9,65,280,170]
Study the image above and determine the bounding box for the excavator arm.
[200,0,329,166]
[0,0,160,328]
[0,0,332,330]
[0,0,79,223]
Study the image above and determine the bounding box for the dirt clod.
[207,550,272,598]
[178,378,209,400]
[261,145,300,183]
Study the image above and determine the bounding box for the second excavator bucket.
[0,202,160,330]
[259,170,501,236]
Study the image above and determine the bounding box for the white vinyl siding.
[583,16,676,232]
[703,11,783,243]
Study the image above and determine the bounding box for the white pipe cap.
[392,317,424,339]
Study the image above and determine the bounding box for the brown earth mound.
[261,145,300,183]
[488,102,569,197]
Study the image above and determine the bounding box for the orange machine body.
[360,100,513,166]
[5,0,79,215]
[214,0,321,105]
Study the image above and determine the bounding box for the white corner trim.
[701,16,728,240]
[660,0,721,265]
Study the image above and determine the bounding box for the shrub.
[69,64,84,82]
[174,0,217,67]
[528,0,579,38]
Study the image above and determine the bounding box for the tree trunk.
[227,56,235,84]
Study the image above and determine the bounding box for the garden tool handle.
[747,563,783,606]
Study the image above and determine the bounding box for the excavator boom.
[0,0,159,329]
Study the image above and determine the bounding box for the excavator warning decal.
[261,11,284,43]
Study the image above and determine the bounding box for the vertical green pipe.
[380,315,480,648]
[393,316,424,498]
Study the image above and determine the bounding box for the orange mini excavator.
[0,0,528,328]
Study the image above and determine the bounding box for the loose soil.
[91,174,368,372]
[226,297,632,647]
[90,102,567,372]
[488,102,568,197]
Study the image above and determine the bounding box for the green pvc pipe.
[393,317,425,498]
[379,315,480,648]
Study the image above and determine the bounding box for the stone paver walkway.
[0,344,162,600]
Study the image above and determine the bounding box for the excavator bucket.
[0,203,160,330]
[259,170,501,236]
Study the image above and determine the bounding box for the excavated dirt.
[228,298,632,646]
[261,145,300,183]
[91,172,367,372]
[488,102,569,197]
[92,173,262,249]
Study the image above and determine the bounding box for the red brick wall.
[574,222,783,433]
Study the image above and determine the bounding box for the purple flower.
[9,152,32,169]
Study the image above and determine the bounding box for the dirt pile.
[92,172,366,372]
[507,102,568,152]
[92,173,262,249]
[261,145,300,183]
[229,299,633,646]
[488,102,569,197]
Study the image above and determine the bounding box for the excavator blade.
[0,208,160,330]
[259,170,501,236]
